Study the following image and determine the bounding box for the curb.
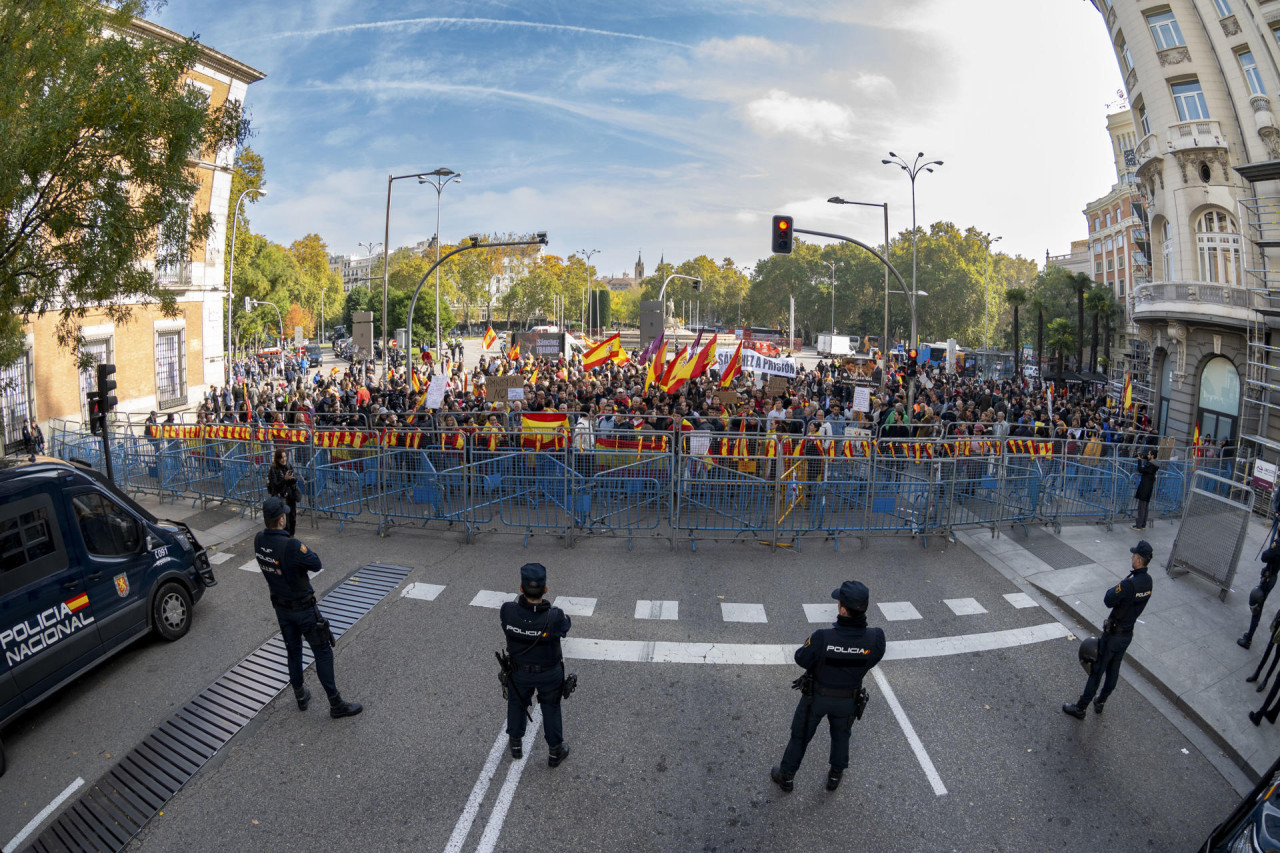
[1034,581,1262,784]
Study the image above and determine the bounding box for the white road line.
[562,622,1072,665]
[943,597,987,616]
[802,603,837,623]
[1004,592,1038,609]
[3,777,85,853]
[401,582,446,601]
[471,590,517,609]
[877,601,923,621]
[634,600,679,620]
[206,551,234,565]
[552,596,597,616]
[872,668,947,797]
[474,706,543,853]
[443,723,510,853]
[236,558,260,573]
[720,602,767,623]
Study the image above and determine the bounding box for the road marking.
[872,668,947,796]
[401,582,446,601]
[207,551,234,565]
[802,603,837,623]
[878,601,922,621]
[553,596,597,616]
[443,723,510,853]
[475,706,543,853]
[471,590,517,609]
[634,600,679,620]
[1004,592,1038,609]
[562,622,1072,665]
[237,558,260,573]
[944,598,987,616]
[721,602,767,623]
[3,777,85,853]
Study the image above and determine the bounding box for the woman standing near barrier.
[268,449,300,535]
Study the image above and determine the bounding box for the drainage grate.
[23,562,412,853]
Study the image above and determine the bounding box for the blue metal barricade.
[1039,456,1117,530]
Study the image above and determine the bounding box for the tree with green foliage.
[0,0,249,367]
[1006,287,1026,374]
[1047,318,1075,382]
[225,147,265,286]
[1084,285,1112,375]
[1071,272,1092,372]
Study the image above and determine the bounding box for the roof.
[125,16,266,84]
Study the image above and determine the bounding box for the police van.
[0,457,216,775]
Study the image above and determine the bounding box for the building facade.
[5,17,263,448]
[329,253,380,294]
[1090,0,1280,455]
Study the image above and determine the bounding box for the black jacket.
[795,614,886,693]
[1135,458,1159,502]
[1104,567,1153,632]
[500,597,572,669]
[254,528,320,606]
[268,463,299,503]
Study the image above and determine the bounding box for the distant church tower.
[635,251,644,281]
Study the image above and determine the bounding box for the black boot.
[1062,703,1087,720]
[510,737,522,759]
[1239,635,1252,650]
[1247,672,1260,683]
[293,685,310,711]
[826,768,843,792]
[1250,710,1264,726]
[329,694,363,718]
[770,765,794,793]
[1093,699,1105,715]
[548,743,570,768]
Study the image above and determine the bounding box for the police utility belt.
[515,662,558,674]
[271,594,316,611]
[1102,618,1133,637]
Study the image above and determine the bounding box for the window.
[1094,217,1101,232]
[1137,101,1151,136]
[1096,261,1104,274]
[1197,355,1241,444]
[1213,0,1232,16]
[0,350,35,452]
[1118,254,1126,269]
[72,493,141,558]
[1197,210,1243,285]
[1118,36,1134,73]
[1117,233,1126,249]
[1093,240,1102,254]
[1239,50,1265,96]
[0,505,57,573]
[155,328,186,409]
[1147,10,1185,50]
[1108,258,1115,272]
[1172,79,1209,121]
[1105,237,1114,252]
[1161,221,1176,279]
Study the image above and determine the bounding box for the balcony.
[1131,280,1262,327]
[1166,119,1226,154]
[1135,132,1160,165]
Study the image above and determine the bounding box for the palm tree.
[1084,286,1110,374]
[1006,287,1027,376]
[1030,294,1046,379]
[1071,272,1092,372]
[1047,317,1075,383]
[1099,292,1117,371]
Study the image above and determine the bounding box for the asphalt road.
[0,505,1238,852]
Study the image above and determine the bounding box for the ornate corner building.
[1090,0,1280,460]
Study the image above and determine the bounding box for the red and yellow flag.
[482,326,497,350]
[659,346,688,392]
[719,341,744,388]
[688,338,718,380]
[529,367,539,385]
[507,342,520,361]
[65,592,90,613]
[644,341,667,394]
[1123,373,1133,411]
[583,332,620,369]
[521,412,570,451]
[410,369,421,394]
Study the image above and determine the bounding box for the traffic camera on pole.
[771,215,794,254]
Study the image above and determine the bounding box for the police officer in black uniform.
[771,580,885,793]
[499,563,572,767]
[1239,545,1280,649]
[1062,539,1154,719]
[254,496,362,718]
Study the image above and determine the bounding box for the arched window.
[1161,221,1175,280]
[1196,356,1241,445]
[1196,210,1243,285]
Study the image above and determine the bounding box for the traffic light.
[96,363,118,415]
[908,348,918,362]
[771,215,794,254]
[86,391,102,436]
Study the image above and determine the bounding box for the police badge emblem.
[114,573,129,597]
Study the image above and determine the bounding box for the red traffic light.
[771,215,794,254]
[908,349,919,361]
[777,220,789,230]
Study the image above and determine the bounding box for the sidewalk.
[959,510,1280,782]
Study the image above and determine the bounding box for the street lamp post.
[225,187,267,383]
[882,152,943,351]
[419,168,462,369]
[821,260,839,334]
[579,249,599,336]
[980,233,1002,375]
[246,297,284,376]
[827,197,889,386]
[382,171,435,372]
[658,274,702,334]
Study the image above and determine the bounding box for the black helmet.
[1079,637,1100,673]
[1250,585,1267,611]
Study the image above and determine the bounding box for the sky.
[155,0,1126,278]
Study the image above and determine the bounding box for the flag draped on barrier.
[521,412,570,451]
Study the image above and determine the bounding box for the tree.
[282,302,314,339]
[225,147,265,286]
[0,0,249,367]
[1071,272,1091,372]
[1031,293,1046,377]
[1084,286,1111,375]
[588,289,612,331]
[1006,287,1026,375]
[1099,292,1117,371]
[1047,318,1075,382]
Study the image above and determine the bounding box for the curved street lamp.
[882,151,943,350]
[579,249,599,335]
[225,186,267,383]
[420,168,462,368]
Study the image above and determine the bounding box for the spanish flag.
[411,369,421,394]
[644,341,667,394]
[1123,373,1133,411]
[1193,422,1201,448]
[662,346,697,393]
[508,343,520,360]
[482,326,497,350]
[719,341,744,388]
[521,412,570,451]
[529,367,539,385]
[65,592,90,613]
[583,332,620,369]
[688,338,717,380]
[330,366,340,375]
[659,346,688,392]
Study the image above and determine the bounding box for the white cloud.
[695,35,789,62]
[851,71,896,98]
[744,89,857,144]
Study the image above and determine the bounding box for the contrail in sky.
[267,16,690,49]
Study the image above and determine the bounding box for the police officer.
[254,496,362,718]
[1062,539,1154,719]
[1239,545,1280,649]
[499,563,572,767]
[771,580,885,793]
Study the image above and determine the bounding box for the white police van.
[0,457,216,774]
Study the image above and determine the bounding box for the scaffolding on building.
[1233,194,1280,477]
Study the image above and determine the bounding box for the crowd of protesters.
[159,338,1230,463]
